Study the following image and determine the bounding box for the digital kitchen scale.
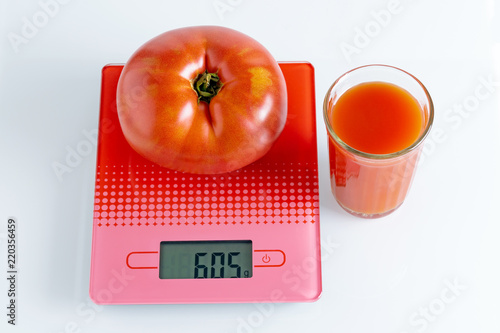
[89,62,321,304]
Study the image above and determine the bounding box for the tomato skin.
[116,26,287,174]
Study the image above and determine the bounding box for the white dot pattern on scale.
[93,162,319,227]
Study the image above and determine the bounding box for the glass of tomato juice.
[323,65,434,218]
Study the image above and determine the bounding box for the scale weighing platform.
[89,62,322,304]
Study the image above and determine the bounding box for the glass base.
[337,200,403,219]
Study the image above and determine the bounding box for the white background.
[1,0,499,332]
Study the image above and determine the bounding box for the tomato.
[116,26,287,174]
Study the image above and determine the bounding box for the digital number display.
[159,240,253,279]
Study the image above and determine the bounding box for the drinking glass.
[323,65,434,218]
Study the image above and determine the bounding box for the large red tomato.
[116,26,287,174]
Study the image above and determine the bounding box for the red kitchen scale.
[89,62,321,304]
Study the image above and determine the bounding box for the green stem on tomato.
[192,70,223,104]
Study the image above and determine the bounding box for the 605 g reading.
[159,240,253,279]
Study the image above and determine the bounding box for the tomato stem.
[193,70,223,104]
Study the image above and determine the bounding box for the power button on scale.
[254,250,286,267]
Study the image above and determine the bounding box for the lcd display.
[159,240,253,279]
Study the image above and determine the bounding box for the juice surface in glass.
[326,80,427,218]
[329,82,422,155]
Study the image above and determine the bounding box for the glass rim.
[323,64,434,160]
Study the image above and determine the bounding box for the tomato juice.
[329,82,422,155]
[324,66,433,218]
